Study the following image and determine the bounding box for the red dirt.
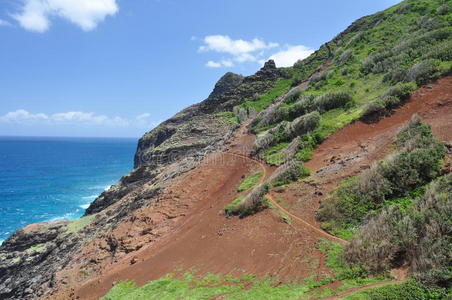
[46,77,451,300]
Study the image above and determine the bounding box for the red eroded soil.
[47,77,451,300]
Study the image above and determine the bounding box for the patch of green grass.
[340,280,450,300]
[237,172,263,192]
[216,111,239,125]
[224,195,245,215]
[66,215,95,234]
[102,271,341,300]
[25,244,47,254]
[260,142,289,165]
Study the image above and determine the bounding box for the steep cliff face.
[0,60,284,300]
[85,61,284,216]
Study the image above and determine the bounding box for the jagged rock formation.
[0,60,284,300]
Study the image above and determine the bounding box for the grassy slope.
[249,0,451,165]
[103,0,452,298]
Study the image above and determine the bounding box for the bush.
[284,111,320,139]
[436,4,451,15]
[313,92,353,112]
[237,184,270,216]
[424,40,452,61]
[268,160,310,186]
[406,59,442,86]
[282,88,302,104]
[344,173,452,288]
[381,82,417,101]
[337,49,353,64]
[318,118,445,232]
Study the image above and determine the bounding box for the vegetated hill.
[0,0,451,299]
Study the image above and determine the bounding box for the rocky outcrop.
[0,221,80,299]
[0,60,286,299]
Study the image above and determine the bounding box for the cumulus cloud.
[12,0,119,32]
[200,35,278,68]
[261,45,314,68]
[198,35,313,69]
[0,109,151,128]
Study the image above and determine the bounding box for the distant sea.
[0,136,137,245]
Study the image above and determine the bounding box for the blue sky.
[0,0,400,137]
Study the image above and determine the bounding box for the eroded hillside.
[0,0,451,299]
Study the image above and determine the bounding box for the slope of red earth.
[46,77,451,300]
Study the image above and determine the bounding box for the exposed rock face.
[0,221,80,300]
[0,60,285,300]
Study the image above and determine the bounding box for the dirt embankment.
[48,77,451,300]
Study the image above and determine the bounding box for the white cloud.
[0,18,12,26]
[0,109,151,128]
[206,60,234,68]
[262,45,314,68]
[13,0,119,32]
[199,35,278,68]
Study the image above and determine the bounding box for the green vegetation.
[247,0,452,171]
[66,215,95,234]
[341,280,449,300]
[224,195,245,215]
[345,173,452,288]
[237,172,263,191]
[318,118,445,232]
[25,244,47,254]
[216,111,239,125]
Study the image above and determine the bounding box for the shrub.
[237,184,270,216]
[344,173,452,288]
[314,92,353,112]
[282,88,302,104]
[406,59,442,86]
[282,136,302,161]
[284,111,320,139]
[381,82,417,101]
[318,118,445,232]
[268,160,310,186]
[436,4,451,15]
[424,40,452,61]
[251,122,288,155]
[337,49,353,64]
[383,67,408,84]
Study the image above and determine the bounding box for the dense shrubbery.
[268,160,310,187]
[254,91,352,131]
[345,173,452,288]
[252,111,320,156]
[318,116,445,231]
[362,82,416,121]
[406,59,442,85]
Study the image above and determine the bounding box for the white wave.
[80,204,90,209]
[0,239,4,246]
[82,194,97,200]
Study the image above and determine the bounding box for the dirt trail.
[48,77,451,300]
[225,152,347,245]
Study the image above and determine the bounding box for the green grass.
[260,142,289,165]
[66,215,95,234]
[224,195,245,215]
[102,271,340,300]
[340,280,450,300]
[25,244,47,254]
[237,172,263,191]
[216,111,239,125]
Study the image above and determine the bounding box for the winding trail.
[226,152,347,245]
[225,152,406,299]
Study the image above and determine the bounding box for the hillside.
[0,0,451,299]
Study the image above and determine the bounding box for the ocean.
[0,136,137,244]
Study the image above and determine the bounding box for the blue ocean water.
[0,136,137,244]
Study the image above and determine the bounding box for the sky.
[0,0,401,137]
